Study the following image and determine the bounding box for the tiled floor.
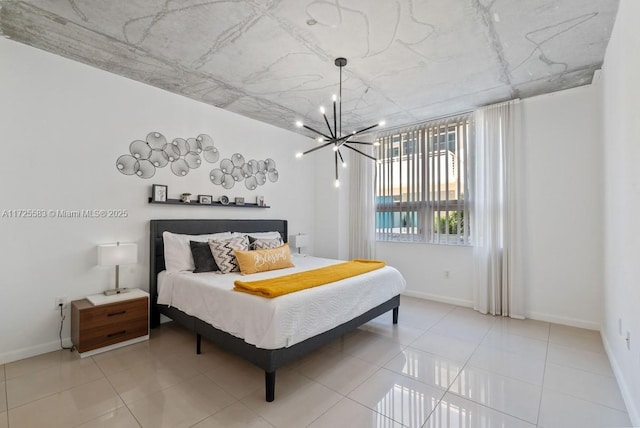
[0,297,632,428]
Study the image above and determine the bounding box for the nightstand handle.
[107,310,127,317]
[107,330,126,338]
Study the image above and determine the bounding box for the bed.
[149,219,404,402]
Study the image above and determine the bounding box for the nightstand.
[71,289,149,357]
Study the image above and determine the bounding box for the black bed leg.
[393,307,399,324]
[196,334,202,355]
[265,371,276,402]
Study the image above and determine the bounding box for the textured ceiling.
[0,0,619,136]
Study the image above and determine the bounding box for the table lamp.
[98,242,138,295]
[292,234,309,254]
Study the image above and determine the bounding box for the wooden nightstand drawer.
[71,291,149,355]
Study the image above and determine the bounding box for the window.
[375,115,472,244]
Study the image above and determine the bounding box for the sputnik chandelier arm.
[295,57,385,187]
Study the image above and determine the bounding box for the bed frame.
[149,219,400,402]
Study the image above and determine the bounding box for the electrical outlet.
[626,331,631,350]
[55,297,69,309]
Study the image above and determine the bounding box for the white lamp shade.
[292,234,309,249]
[97,243,138,266]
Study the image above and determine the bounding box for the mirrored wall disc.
[267,169,279,182]
[220,158,233,173]
[136,160,156,179]
[197,134,214,151]
[171,138,189,156]
[203,147,219,163]
[255,171,267,185]
[245,176,258,190]
[248,159,259,174]
[222,174,235,189]
[116,155,139,175]
[163,144,181,162]
[129,140,151,160]
[230,167,244,182]
[184,152,202,169]
[232,153,245,167]
[146,132,167,150]
[186,138,200,153]
[265,158,276,170]
[257,160,267,172]
[149,149,169,168]
[171,158,190,176]
[210,168,224,185]
[241,163,253,178]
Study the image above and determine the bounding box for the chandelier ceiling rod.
[295,57,384,188]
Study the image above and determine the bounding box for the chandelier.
[295,57,384,187]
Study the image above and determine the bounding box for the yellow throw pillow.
[234,245,294,275]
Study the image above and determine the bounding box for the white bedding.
[157,254,406,349]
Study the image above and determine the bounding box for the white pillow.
[163,231,232,271]
[245,231,282,240]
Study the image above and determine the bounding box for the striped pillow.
[208,235,249,274]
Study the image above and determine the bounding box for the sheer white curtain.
[471,100,524,317]
[349,144,376,259]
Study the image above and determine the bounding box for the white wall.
[365,85,603,329]
[0,38,315,364]
[601,0,640,423]
[519,85,603,329]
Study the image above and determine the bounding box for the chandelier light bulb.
[374,141,380,146]
[333,145,339,152]
[317,137,324,142]
[295,152,303,158]
[320,106,325,114]
[295,121,303,127]
[342,162,347,168]
[379,120,386,127]
[332,94,337,102]
[335,179,340,188]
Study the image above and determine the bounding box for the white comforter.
[157,254,406,349]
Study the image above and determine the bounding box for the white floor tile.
[384,347,464,390]
[468,346,545,385]
[127,375,236,428]
[0,382,5,413]
[538,389,631,428]
[308,398,405,428]
[0,412,7,428]
[480,330,548,360]
[191,402,273,428]
[548,324,605,354]
[425,392,536,428]
[411,331,478,362]
[348,368,446,428]
[448,366,541,424]
[491,317,550,342]
[296,351,378,395]
[75,406,141,428]
[543,362,627,411]
[342,333,406,366]
[546,343,614,377]
[244,380,342,428]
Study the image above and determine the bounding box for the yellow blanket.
[233,259,386,298]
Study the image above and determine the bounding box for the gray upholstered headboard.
[149,219,288,326]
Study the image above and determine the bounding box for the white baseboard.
[401,290,473,308]
[0,337,72,365]
[525,310,600,331]
[601,333,640,426]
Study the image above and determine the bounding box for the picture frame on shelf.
[152,184,168,202]
[235,197,245,206]
[198,195,212,204]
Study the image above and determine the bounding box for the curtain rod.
[375,109,474,137]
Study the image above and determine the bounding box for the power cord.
[58,304,75,351]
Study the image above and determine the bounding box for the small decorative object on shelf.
[198,195,212,204]
[257,195,265,206]
[219,195,230,205]
[235,197,245,206]
[181,193,192,203]
[152,184,168,202]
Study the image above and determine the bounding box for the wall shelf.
[148,198,269,208]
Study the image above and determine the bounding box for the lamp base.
[104,287,132,296]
